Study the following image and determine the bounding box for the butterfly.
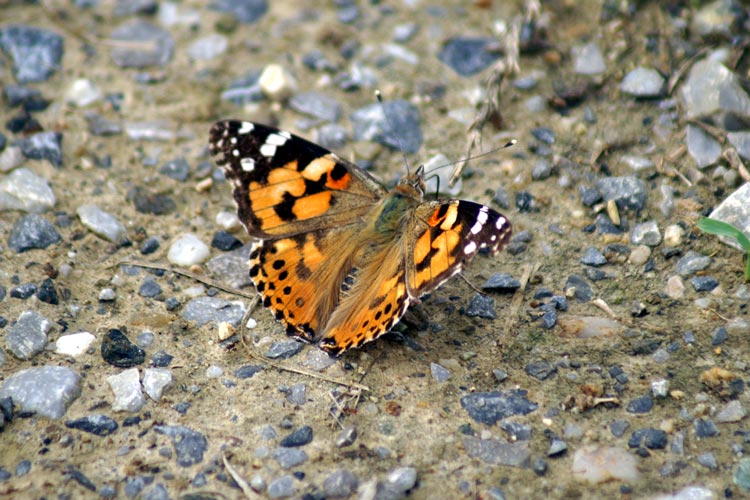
[209,120,512,356]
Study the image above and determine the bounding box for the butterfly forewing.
[407,200,512,297]
[209,120,384,238]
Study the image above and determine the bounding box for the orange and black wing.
[406,200,512,297]
[209,120,386,238]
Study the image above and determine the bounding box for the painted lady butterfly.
[209,120,512,356]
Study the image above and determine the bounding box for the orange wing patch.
[246,155,353,233]
[318,244,410,355]
[409,202,464,292]
[249,234,329,341]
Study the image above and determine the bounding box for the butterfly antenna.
[429,139,517,174]
[375,90,411,175]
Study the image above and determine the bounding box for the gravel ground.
[2,1,750,499]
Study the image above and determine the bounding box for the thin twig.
[116,260,257,299]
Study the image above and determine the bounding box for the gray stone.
[631,221,662,247]
[154,425,208,467]
[187,34,227,60]
[6,311,52,360]
[460,390,538,425]
[681,59,750,128]
[210,0,268,24]
[0,25,64,83]
[351,100,422,153]
[728,132,750,161]
[573,42,606,75]
[323,469,358,498]
[272,447,308,469]
[289,92,342,123]
[77,204,127,243]
[264,340,304,359]
[430,363,452,383]
[675,251,712,277]
[686,124,722,169]
[15,131,63,167]
[8,213,61,252]
[466,293,497,319]
[110,20,174,68]
[463,436,531,467]
[182,297,246,327]
[596,176,648,211]
[0,168,56,213]
[0,366,80,419]
[267,475,295,499]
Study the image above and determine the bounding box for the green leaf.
[697,217,750,251]
[697,217,750,282]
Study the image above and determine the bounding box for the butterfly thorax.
[370,173,425,238]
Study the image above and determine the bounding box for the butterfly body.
[209,120,511,355]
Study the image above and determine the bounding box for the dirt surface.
[2,1,750,499]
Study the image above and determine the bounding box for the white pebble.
[108,368,145,412]
[65,79,102,107]
[572,446,639,483]
[206,365,223,378]
[259,64,297,101]
[99,288,117,301]
[215,211,242,232]
[142,368,173,401]
[168,233,210,266]
[664,224,684,246]
[55,332,95,357]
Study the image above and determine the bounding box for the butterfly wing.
[318,200,512,356]
[209,120,386,238]
[406,200,512,297]
[209,120,387,342]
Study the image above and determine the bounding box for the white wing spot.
[491,235,497,241]
[238,122,254,134]
[470,219,484,235]
[260,144,276,157]
[496,217,506,230]
[266,133,289,146]
[240,157,256,172]
[230,137,237,145]
[216,139,223,148]
[232,149,240,157]
[464,241,477,254]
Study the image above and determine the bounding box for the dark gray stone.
[8,214,62,253]
[210,0,268,23]
[101,329,145,368]
[154,425,207,466]
[15,131,63,167]
[460,390,538,425]
[462,436,530,467]
[438,37,499,76]
[6,311,51,360]
[264,340,304,360]
[466,293,497,319]
[596,176,648,211]
[351,100,422,153]
[65,414,119,436]
[280,425,313,447]
[0,25,64,83]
